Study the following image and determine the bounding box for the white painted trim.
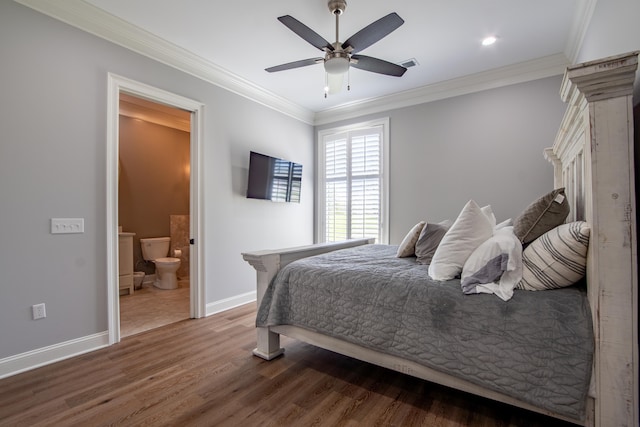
[106,74,120,344]
[315,130,326,244]
[15,0,579,127]
[190,101,206,319]
[14,0,315,125]
[314,54,570,125]
[106,73,206,344]
[206,292,257,317]
[381,119,390,245]
[0,332,109,379]
[564,0,599,63]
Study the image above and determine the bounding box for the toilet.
[140,237,181,290]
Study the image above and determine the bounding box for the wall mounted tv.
[246,151,302,203]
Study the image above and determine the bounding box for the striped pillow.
[517,221,590,291]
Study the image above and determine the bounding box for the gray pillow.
[513,188,570,244]
[415,220,452,265]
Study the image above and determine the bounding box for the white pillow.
[517,221,590,291]
[461,226,522,301]
[396,221,426,257]
[480,205,497,228]
[495,218,513,230]
[428,200,494,281]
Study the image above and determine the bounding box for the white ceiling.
[79,0,587,114]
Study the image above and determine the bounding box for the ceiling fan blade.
[350,55,407,77]
[342,12,404,53]
[265,58,323,73]
[277,15,334,52]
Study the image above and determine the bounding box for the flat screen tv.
[246,151,302,203]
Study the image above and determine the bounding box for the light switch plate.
[51,218,84,234]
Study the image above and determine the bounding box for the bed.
[242,52,639,427]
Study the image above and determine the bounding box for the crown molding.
[564,0,598,63]
[14,0,316,125]
[15,0,579,127]
[314,53,570,126]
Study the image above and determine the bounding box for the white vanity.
[118,232,135,295]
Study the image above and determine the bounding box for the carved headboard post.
[549,52,639,427]
[543,148,563,190]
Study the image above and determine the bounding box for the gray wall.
[315,0,640,245]
[316,76,566,245]
[0,2,313,359]
[575,0,640,105]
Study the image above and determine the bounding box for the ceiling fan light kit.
[266,0,408,97]
[324,52,350,74]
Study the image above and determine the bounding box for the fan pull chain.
[324,72,328,98]
[347,67,351,91]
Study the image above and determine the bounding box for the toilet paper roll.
[173,249,182,257]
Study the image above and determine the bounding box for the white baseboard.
[206,291,256,316]
[1,291,256,379]
[0,332,109,379]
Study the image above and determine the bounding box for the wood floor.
[0,303,578,427]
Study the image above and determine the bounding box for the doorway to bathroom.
[118,93,191,337]
[106,74,205,344]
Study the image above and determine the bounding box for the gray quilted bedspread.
[256,244,593,420]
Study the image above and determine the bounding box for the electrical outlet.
[32,303,46,320]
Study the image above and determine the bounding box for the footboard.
[242,238,374,359]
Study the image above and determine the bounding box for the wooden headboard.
[545,51,639,427]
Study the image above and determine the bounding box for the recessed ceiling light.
[482,36,497,46]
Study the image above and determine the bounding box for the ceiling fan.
[266,0,408,96]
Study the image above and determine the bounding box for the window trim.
[316,117,390,244]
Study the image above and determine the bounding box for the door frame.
[106,73,205,344]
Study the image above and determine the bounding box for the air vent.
[398,58,419,68]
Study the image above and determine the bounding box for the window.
[317,118,389,243]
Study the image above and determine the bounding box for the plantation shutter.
[325,135,348,241]
[323,126,383,242]
[350,131,381,239]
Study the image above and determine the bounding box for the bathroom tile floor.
[119,279,190,337]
